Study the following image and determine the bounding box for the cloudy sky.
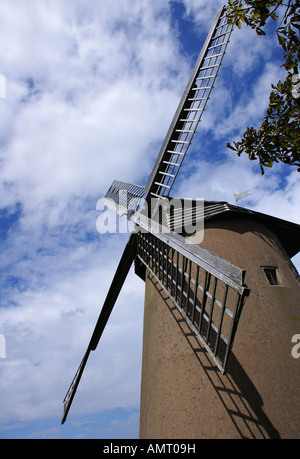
[0,0,299,439]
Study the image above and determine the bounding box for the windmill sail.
[61,6,236,424]
[145,7,233,200]
[132,213,249,374]
[102,6,233,216]
[61,236,136,424]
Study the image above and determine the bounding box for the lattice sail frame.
[145,8,233,200]
[134,226,249,374]
[103,180,146,217]
[102,7,233,217]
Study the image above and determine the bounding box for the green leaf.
[256,28,266,35]
[225,0,300,175]
[226,143,237,151]
[277,33,287,49]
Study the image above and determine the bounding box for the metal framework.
[144,8,233,200]
[135,229,249,373]
[104,180,145,216]
[102,7,233,213]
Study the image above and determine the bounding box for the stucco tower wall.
[139,217,300,439]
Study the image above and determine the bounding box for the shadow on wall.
[151,275,280,439]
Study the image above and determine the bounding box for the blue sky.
[0,0,299,440]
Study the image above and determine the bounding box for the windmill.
[61,5,300,438]
[61,5,244,424]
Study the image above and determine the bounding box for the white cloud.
[181,0,225,29]
[218,61,285,138]
[0,0,190,225]
[0,230,145,422]
[0,0,182,427]
[0,0,299,437]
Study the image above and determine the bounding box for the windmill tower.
[61,6,300,439]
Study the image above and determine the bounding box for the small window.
[263,267,278,286]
